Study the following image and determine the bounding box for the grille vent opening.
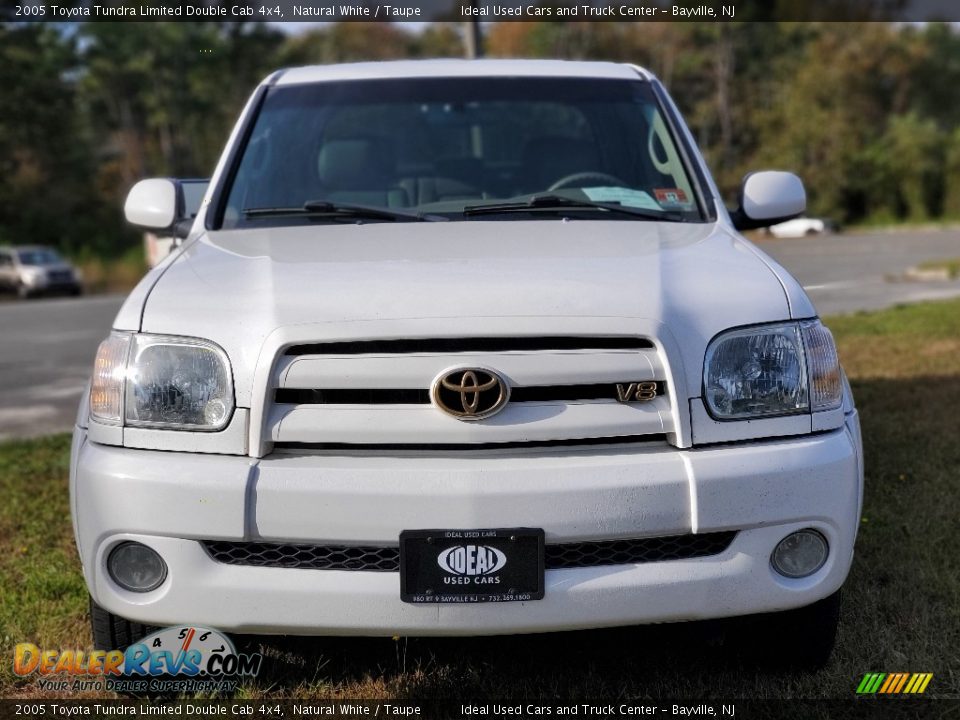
[285,336,654,356]
[274,382,666,406]
[272,434,668,453]
[203,531,736,572]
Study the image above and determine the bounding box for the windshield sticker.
[581,187,662,210]
[653,188,692,208]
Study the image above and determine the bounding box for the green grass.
[0,436,89,696]
[2,300,959,701]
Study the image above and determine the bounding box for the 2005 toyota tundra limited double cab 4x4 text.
[72,60,862,667]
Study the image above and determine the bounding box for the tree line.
[2,20,959,257]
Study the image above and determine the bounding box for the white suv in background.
[0,245,82,298]
[72,60,862,667]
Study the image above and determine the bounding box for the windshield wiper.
[463,194,686,222]
[243,200,446,222]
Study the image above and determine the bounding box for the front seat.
[316,137,409,207]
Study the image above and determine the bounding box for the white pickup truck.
[71,59,862,667]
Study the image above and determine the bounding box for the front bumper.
[71,414,862,636]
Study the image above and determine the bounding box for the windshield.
[17,249,62,265]
[218,77,707,227]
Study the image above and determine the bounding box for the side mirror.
[125,178,210,239]
[731,171,806,231]
[125,179,177,230]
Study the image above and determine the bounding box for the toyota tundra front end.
[71,60,863,667]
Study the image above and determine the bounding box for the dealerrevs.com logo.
[13,626,261,693]
[438,544,507,584]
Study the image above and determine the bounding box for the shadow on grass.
[238,617,773,699]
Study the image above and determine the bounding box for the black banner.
[0,700,955,720]
[6,0,960,23]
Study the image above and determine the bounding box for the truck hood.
[138,220,797,406]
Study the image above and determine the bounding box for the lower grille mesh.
[205,543,398,572]
[202,532,736,572]
[544,532,736,568]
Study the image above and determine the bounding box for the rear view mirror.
[125,178,209,238]
[731,171,806,231]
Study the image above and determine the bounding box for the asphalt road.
[0,294,124,440]
[759,228,960,316]
[1,229,958,440]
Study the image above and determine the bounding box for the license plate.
[400,528,545,604]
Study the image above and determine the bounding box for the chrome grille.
[265,335,675,450]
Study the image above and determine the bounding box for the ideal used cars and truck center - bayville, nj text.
[72,59,862,670]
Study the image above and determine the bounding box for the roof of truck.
[273,59,652,86]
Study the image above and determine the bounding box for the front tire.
[89,596,154,651]
[739,590,842,669]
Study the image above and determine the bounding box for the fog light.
[107,542,167,592]
[771,530,828,578]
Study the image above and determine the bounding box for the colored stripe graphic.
[880,673,907,693]
[907,673,933,693]
[904,674,919,693]
[892,673,910,693]
[856,673,886,694]
[857,672,932,694]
